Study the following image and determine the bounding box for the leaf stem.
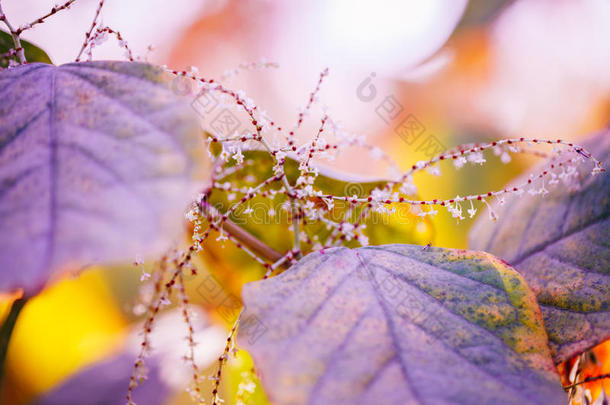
[0,297,27,394]
[201,202,284,263]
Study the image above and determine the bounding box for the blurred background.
[1,0,609,404]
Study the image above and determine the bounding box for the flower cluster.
[139,63,603,404]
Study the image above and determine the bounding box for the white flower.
[160,295,171,307]
[467,200,477,218]
[342,222,355,233]
[539,181,549,196]
[322,198,334,210]
[447,201,464,222]
[467,152,486,165]
[482,200,498,222]
[399,178,417,195]
[427,165,441,176]
[232,149,244,164]
[371,188,390,202]
[415,160,427,170]
[454,156,467,169]
[219,146,230,162]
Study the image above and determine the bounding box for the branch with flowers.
[0,2,608,405]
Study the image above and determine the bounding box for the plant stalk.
[0,2,27,64]
[201,202,285,264]
[0,297,27,395]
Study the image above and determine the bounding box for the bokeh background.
[1,0,609,404]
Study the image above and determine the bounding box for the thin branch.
[0,2,26,64]
[76,0,105,61]
[18,0,77,34]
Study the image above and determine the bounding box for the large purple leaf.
[0,61,203,295]
[469,130,609,363]
[33,354,169,405]
[238,245,565,405]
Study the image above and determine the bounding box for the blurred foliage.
[225,350,268,405]
[0,270,125,405]
[456,0,514,30]
[558,340,610,405]
[0,29,52,67]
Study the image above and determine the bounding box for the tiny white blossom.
[483,200,498,222]
[216,230,228,242]
[427,165,441,176]
[232,149,244,164]
[467,152,486,165]
[454,156,467,169]
[467,200,477,218]
[322,198,334,210]
[399,177,417,195]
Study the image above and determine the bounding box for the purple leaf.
[469,130,609,363]
[32,354,169,405]
[238,245,565,405]
[0,61,204,295]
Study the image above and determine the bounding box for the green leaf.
[455,0,514,30]
[238,245,564,405]
[469,130,609,363]
[201,149,432,289]
[208,150,432,247]
[0,29,52,67]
